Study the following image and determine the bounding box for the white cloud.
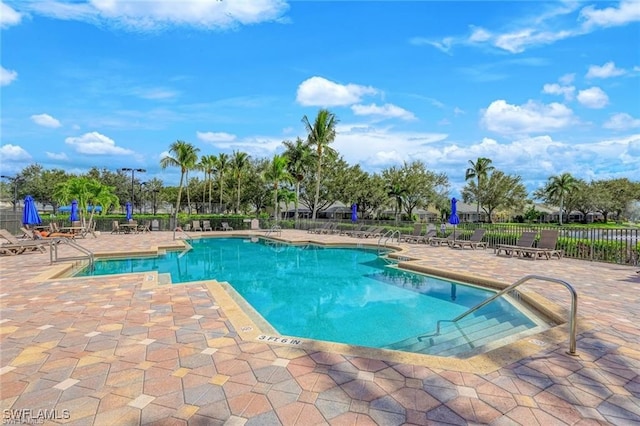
[135,88,180,100]
[469,26,491,42]
[577,87,609,109]
[296,77,377,107]
[46,152,69,161]
[559,73,575,85]
[580,0,640,28]
[30,113,62,128]
[0,66,18,86]
[481,100,577,134]
[603,113,640,130]
[64,132,134,155]
[586,61,626,78]
[0,144,31,162]
[0,1,22,28]
[416,1,639,55]
[196,131,237,143]
[351,103,416,121]
[333,123,448,169]
[453,107,465,116]
[542,83,575,101]
[21,0,289,31]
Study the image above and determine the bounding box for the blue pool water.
[76,237,536,350]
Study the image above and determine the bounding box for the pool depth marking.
[257,335,303,345]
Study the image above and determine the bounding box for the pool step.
[385,309,536,357]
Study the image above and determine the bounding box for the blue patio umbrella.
[22,195,41,226]
[70,199,79,222]
[125,202,132,221]
[351,203,358,222]
[448,197,460,239]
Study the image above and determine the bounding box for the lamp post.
[1,175,20,212]
[120,168,146,212]
[152,189,159,215]
[139,182,147,214]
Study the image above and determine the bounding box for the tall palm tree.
[282,137,312,225]
[545,172,578,225]
[230,150,249,213]
[302,109,338,220]
[214,153,230,213]
[465,157,495,221]
[264,154,293,222]
[199,155,217,213]
[159,140,200,220]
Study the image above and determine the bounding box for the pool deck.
[1,230,639,425]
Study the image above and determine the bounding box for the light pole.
[120,168,146,212]
[1,175,20,212]
[139,182,147,214]
[152,189,159,215]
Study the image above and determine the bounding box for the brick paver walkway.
[1,230,639,425]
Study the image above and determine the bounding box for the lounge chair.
[429,233,457,246]
[398,224,422,243]
[202,220,212,232]
[220,222,233,231]
[494,231,537,257]
[514,229,563,260]
[0,229,48,254]
[341,224,365,236]
[309,223,331,234]
[357,226,385,238]
[192,220,202,232]
[449,229,488,250]
[414,229,437,244]
[111,221,124,234]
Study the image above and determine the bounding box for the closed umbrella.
[22,195,41,226]
[448,197,460,239]
[70,199,79,222]
[125,202,132,221]
[351,203,358,222]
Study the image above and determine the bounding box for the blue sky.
[1,0,639,197]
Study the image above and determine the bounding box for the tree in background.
[535,172,578,225]
[230,150,250,213]
[264,154,293,222]
[283,137,312,225]
[465,157,495,221]
[213,153,230,213]
[199,155,217,213]
[465,170,527,223]
[160,140,200,219]
[302,109,338,220]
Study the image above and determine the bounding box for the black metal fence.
[1,210,638,266]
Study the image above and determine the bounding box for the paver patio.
[1,230,639,425]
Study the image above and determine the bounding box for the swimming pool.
[76,237,543,356]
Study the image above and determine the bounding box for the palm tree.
[283,137,312,225]
[544,172,578,225]
[264,154,293,222]
[230,150,249,213]
[199,155,217,213]
[159,140,200,221]
[465,157,495,221]
[214,153,230,213]
[302,109,338,220]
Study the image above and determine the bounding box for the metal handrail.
[418,274,579,356]
[49,237,94,268]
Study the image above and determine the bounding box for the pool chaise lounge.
[512,229,563,260]
[449,228,488,250]
[494,231,537,257]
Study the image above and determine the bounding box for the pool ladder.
[377,230,400,254]
[49,237,95,269]
[417,274,579,356]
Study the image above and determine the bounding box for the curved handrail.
[418,274,578,356]
[49,237,94,269]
